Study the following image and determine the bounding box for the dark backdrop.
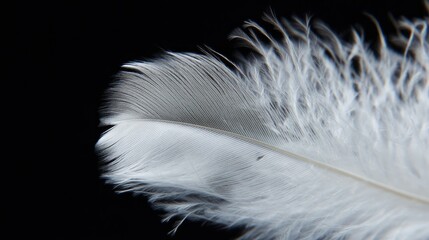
[12,1,426,239]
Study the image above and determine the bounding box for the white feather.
[97,14,429,239]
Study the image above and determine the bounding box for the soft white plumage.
[97,13,429,239]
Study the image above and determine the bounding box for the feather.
[96,13,429,240]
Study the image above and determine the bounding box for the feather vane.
[97,15,429,239]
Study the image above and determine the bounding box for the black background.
[11,0,426,239]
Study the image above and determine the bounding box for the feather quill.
[96,13,429,239]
